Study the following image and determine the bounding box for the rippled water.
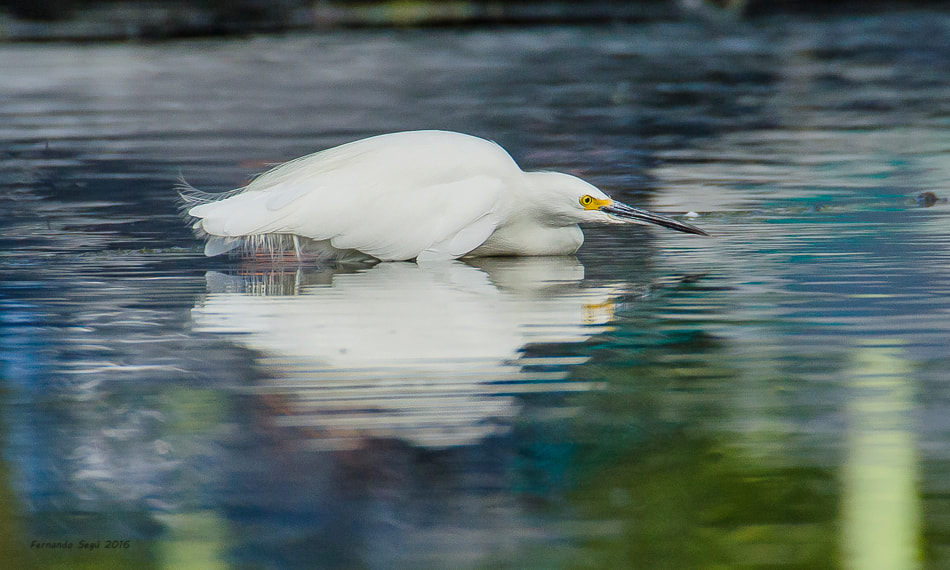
[2,12,950,569]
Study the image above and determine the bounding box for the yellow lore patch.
[580,195,612,210]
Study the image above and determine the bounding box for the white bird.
[180,130,707,262]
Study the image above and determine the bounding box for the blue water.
[2,12,950,569]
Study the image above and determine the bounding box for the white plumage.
[180,130,706,262]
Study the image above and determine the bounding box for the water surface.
[2,12,950,569]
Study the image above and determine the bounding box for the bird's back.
[251,130,517,192]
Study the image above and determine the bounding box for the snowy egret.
[180,130,707,262]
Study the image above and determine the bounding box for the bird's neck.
[522,171,586,226]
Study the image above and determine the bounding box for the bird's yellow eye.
[581,194,610,210]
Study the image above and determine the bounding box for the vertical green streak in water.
[0,385,27,569]
[842,340,920,570]
[156,512,229,570]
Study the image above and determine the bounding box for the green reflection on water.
[0,462,159,570]
[842,340,920,570]
[162,387,228,436]
[491,306,845,569]
[0,376,229,569]
[0,388,31,570]
[156,512,228,570]
[564,436,837,569]
[568,337,837,568]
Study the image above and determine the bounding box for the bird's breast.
[467,222,583,257]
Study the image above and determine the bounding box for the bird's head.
[526,171,708,236]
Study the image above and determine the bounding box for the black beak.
[600,201,709,236]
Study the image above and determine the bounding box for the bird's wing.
[416,214,498,262]
[190,172,506,261]
[326,175,505,261]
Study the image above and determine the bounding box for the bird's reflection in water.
[191,257,621,449]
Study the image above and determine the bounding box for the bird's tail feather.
[177,177,365,261]
[176,177,247,222]
[178,177,259,256]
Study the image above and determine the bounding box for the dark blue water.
[2,12,950,569]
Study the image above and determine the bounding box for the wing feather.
[327,176,504,261]
[417,214,499,262]
[184,131,519,260]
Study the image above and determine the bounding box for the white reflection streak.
[842,340,920,570]
[191,258,618,449]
